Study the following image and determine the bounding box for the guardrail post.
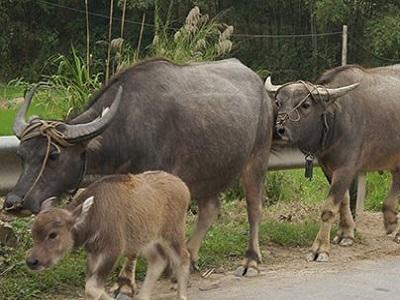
[350,173,366,218]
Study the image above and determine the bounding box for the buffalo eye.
[48,232,58,240]
[49,151,60,161]
[301,101,311,110]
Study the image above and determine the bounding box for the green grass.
[365,171,391,211]
[0,84,66,136]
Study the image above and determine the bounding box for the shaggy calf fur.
[26,171,190,300]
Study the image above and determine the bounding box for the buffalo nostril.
[26,257,39,269]
[4,200,14,209]
[277,127,285,136]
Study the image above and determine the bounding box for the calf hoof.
[306,251,329,262]
[111,281,135,299]
[339,237,353,247]
[117,293,133,300]
[332,236,353,247]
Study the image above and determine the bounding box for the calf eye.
[48,232,58,239]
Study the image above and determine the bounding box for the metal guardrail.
[0,136,307,195]
[0,135,367,216]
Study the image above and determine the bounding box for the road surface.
[189,256,400,300]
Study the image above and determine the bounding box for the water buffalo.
[265,64,400,262]
[4,58,273,272]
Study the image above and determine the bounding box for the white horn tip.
[101,107,110,117]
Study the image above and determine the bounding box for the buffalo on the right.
[266,64,400,262]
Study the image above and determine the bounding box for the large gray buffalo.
[4,58,273,272]
[265,64,400,262]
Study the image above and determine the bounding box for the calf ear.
[73,196,94,229]
[40,197,57,211]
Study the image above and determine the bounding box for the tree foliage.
[1,0,400,83]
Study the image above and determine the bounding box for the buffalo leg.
[321,164,355,247]
[307,169,355,262]
[239,155,268,274]
[186,195,219,268]
[110,256,137,298]
[332,191,355,246]
[383,169,400,238]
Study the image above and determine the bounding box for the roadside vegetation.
[0,168,390,299]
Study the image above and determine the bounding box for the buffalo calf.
[26,171,190,300]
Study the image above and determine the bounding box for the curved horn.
[264,76,282,93]
[63,86,123,143]
[13,85,38,138]
[313,82,360,99]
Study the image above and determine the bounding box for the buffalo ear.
[73,196,94,229]
[85,136,103,152]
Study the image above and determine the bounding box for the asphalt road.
[190,256,400,300]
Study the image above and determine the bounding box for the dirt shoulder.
[153,212,400,300]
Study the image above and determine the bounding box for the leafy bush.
[152,6,233,63]
[365,5,400,60]
[39,48,102,118]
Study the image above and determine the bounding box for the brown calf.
[26,171,190,300]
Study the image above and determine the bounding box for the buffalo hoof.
[306,251,329,262]
[190,261,200,273]
[393,233,400,244]
[385,222,398,235]
[234,265,259,277]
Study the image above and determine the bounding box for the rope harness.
[274,81,333,180]
[275,80,331,124]
[19,120,86,203]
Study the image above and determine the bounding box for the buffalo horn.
[63,86,123,143]
[313,82,360,99]
[264,76,282,93]
[13,85,38,138]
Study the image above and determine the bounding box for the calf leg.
[165,243,190,300]
[332,191,355,246]
[383,169,400,236]
[307,168,355,262]
[85,253,117,300]
[186,195,219,268]
[110,256,137,298]
[136,243,168,300]
[240,161,267,274]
